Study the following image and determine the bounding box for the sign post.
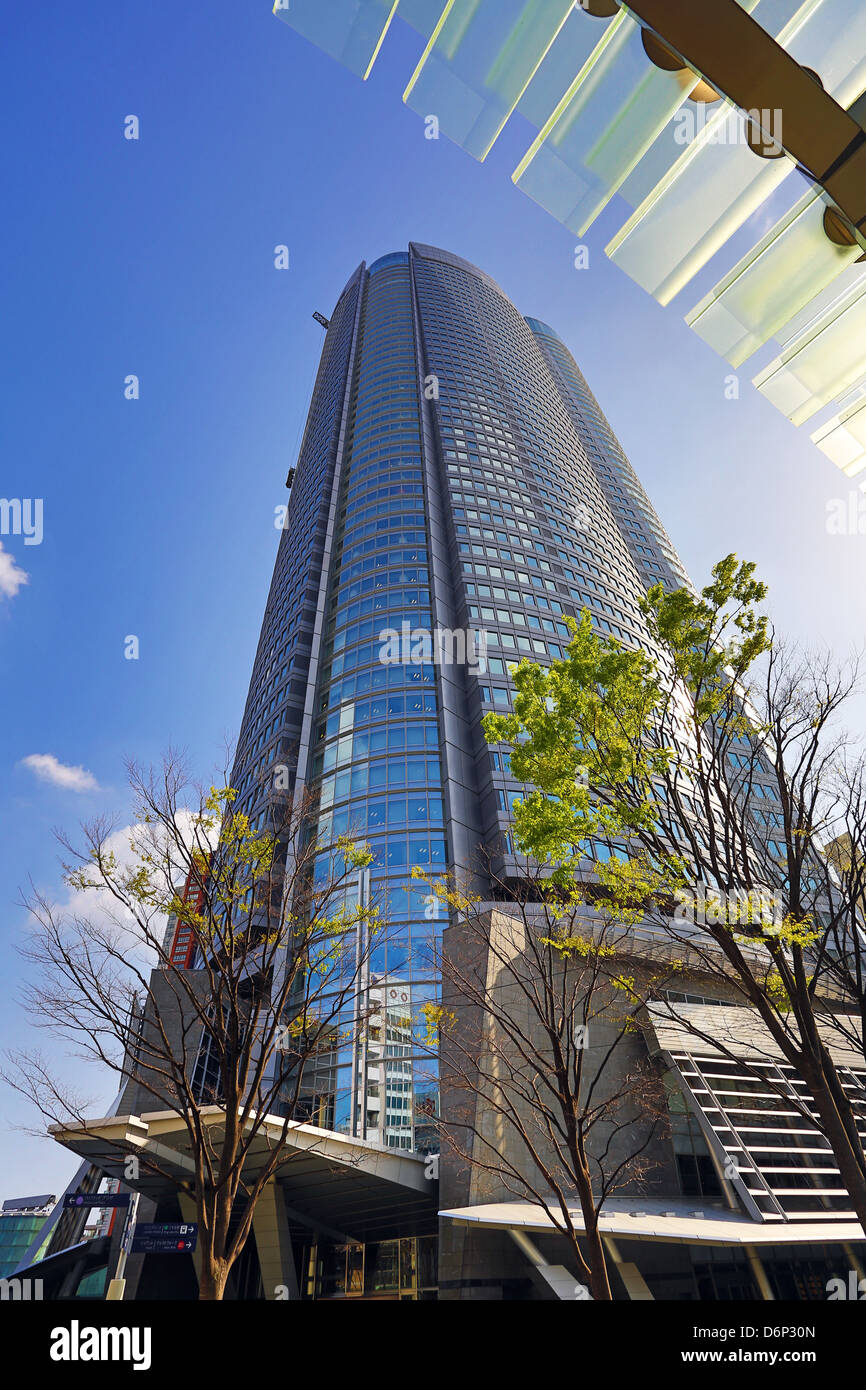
[106,1191,139,1302]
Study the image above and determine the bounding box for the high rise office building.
[50,243,864,1301]
[227,242,688,1152]
[214,244,865,1300]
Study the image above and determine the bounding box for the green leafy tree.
[6,754,377,1300]
[484,555,866,1233]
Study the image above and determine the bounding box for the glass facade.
[307,253,443,1151]
[227,242,695,1157]
[205,242,866,1298]
[407,244,687,879]
[0,1212,52,1278]
[303,1235,438,1301]
[526,317,690,593]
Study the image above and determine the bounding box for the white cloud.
[0,542,28,599]
[43,809,217,962]
[21,753,100,793]
[56,821,166,954]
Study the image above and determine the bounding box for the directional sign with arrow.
[64,1191,131,1209]
[130,1221,197,1254]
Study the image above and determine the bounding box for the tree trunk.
[571,1137,613,1300]
[583,1219,612,1300]
[803,1061,866,1236]
[198,1258,230,1301]
[197,1187,235,1300]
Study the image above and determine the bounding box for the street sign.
[130,1221,197,1255]
[63,1192,131,1209]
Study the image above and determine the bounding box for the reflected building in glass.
[222,245,866,1300]
[228,243,689,1166]
[228,242,692,1152]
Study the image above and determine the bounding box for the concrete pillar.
[745,1245,775,1300]
[603,1236,655,1300]
[509,1228,582,1300]
[843,1242,866,1282]
[251,1179,299,1300]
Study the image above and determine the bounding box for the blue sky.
[2,2,864,1199]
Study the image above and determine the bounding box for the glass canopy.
[274,0,866,466]
[401,0,579,162]
[513,9,706,237]
[753,277,866,426]
[811,385,866,479]
[272,0,404,80]
[686,190,863,367]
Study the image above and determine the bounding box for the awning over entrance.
[439,1194,865,1246]
[50,1108,436,1244]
